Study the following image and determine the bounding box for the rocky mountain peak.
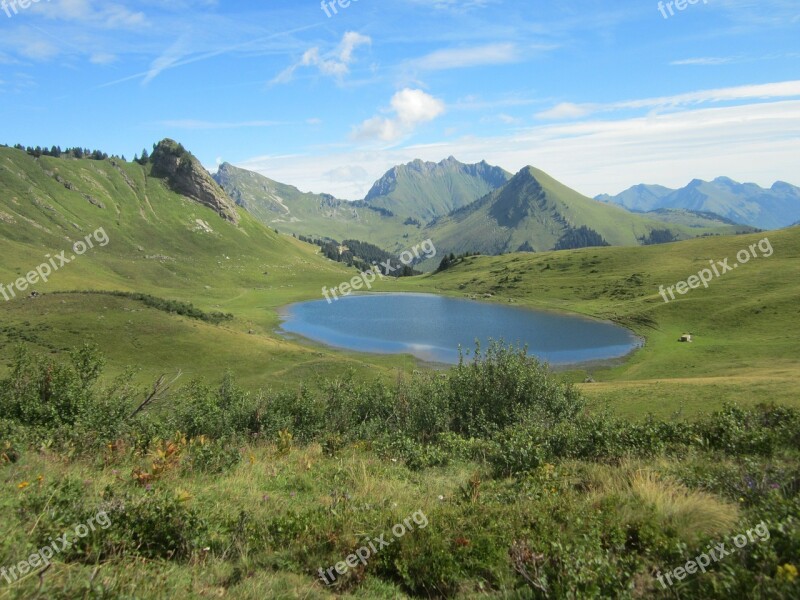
[151,139,239,224]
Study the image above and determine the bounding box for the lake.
[279,293,641,365]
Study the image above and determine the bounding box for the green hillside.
[421,167,756,268]
[0,145,414,387]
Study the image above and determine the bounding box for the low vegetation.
[52,291,234,325]
[1,343,797,598]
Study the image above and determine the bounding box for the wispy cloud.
[404,0,497,12]
[271,31,371,85]
[670,57,735,66]
[32,0,147,29]
[410,43,519,70]
[99,22,321,88]
[536,80,800,120]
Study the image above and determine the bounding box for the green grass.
[384,227,800,416]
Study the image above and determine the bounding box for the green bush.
[446,342,585,437]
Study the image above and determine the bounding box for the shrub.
[446,342,585,437]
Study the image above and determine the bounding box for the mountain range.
[596,177,800,230]
[0,140,768,279]
[215,156,758,269]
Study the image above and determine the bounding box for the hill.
[0,143,405,387]
[598,177,800,229]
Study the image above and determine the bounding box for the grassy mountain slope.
[213,162,422,251]
[600,177,800,229]
[422,167,751,267]
[364,156,511,222]
[0,146,412,387]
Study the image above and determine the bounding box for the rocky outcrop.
[150,139,239,224]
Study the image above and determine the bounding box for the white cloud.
[536,102,595,120]
[352,88,446,142]
[271,31,371,85]
[670,57,734,66]
[412,43,519,70]
[536,80,800,120]
[405,0,496,11]
[34,0,147,29]
[89,52,118,65]
[238,98,800,200]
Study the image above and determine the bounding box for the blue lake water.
[279,293,641,365]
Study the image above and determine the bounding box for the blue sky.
[1,0,798,198]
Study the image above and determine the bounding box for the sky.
[1,0,799,199]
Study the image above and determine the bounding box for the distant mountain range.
[213,158,516,253]
[215,157,757,270]
[419,167,756,268]
[596,177,800,230]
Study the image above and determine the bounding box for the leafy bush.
[442,342,585,437]
[0,345,133,450]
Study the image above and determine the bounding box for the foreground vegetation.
[1,343,798,599]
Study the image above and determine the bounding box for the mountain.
[214,160,757,271]
[421,167,753,268]
[213,162,421,250]
[598,178,800,229]
[364,157,511,223]
[595,183,672,212]
[215,162,351,227]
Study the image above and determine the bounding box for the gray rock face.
[151,139,239,224]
